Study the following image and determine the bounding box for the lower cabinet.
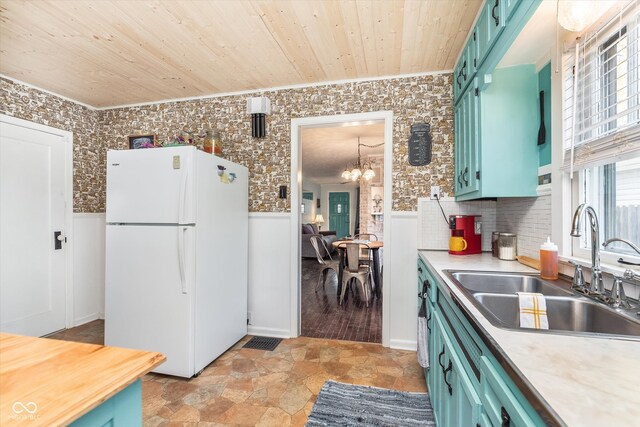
[70,380,142,427]
[418,258,545,427]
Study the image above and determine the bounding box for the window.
[564,1,640,261]
[577,157,640,257]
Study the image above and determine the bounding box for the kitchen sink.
[473,293,640,337]
[444,270,640,339]
[449,271,573,296]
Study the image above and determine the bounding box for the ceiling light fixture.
[340,137,382,182]
[557,0,613,32]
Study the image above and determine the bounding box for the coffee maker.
[449,215,482,255]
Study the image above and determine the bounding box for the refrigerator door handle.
[178,226,187,294]
[178,167,188,224]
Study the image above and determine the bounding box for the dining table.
[331,239,383,299]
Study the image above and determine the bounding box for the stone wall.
[1,78,101,212]
[2,73,455,213]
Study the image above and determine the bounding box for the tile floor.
[50,321,426,426]
[301,258,382,343]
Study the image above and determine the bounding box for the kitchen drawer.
[479,356,538,427]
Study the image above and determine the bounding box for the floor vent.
[243,336,282,351]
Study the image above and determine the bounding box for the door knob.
[54,231,66,250]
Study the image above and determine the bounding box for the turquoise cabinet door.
[480,356,540,426]
[477,0,506,63]
[455,84,480,197]
[71,380,142,427]
[504,0,521,21]
[434,313,483,426]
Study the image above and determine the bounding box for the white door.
[0,119,68,337]
[105,224,195,377]
[106,146,196,225]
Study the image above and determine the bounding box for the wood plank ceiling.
[0,0,482,108]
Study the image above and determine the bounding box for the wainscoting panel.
[388,212,418,350]
[248,213,292,338]
[72,213,105,326]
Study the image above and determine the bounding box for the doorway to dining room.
[294,113,389,344]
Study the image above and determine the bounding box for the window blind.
[563,0,640,171]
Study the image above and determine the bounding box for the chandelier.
[340,137,380,181]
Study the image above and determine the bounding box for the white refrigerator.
[104,146,248,378]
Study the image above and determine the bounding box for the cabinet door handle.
[442,360,453,395]
[501,407,511,427]
[461,60,467,80]
[462,167,469,186]
[457,71,463,89]
[418,266,423,274]
[458,171,463,188]
[438,346,445,369]
[492,0,500,26]
[426,311,432,333]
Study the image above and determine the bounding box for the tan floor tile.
[199,397,235,423]
[169,404,200,422]
[393,375,428,392]
[291,410,308,427]
[218,402,268,425]
[290,347,306,361]
[51,323,426,427]
[256,407,292,427]
[278,384,312,415]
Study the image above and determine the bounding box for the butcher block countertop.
[0,333,165,426]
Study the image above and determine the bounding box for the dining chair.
[339,242,373,307]
[310,235,340,292]
[353,233,377,268]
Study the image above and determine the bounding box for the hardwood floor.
[300,258,382,343]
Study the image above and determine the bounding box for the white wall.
[388,212,419,350]
[247,213,292,338]
[72,213,105,325]
[71,210,421,350]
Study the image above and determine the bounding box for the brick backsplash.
[495,195,552,259]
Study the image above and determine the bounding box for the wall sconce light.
[246,96,271,138]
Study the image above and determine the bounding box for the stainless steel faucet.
[570,204,604,293]
[603,237,640,283]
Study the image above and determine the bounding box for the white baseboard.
[247,326,292,338]
[390,339,417,351]
[74,313,101,327]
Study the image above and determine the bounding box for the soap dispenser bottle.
[540,237,558,280]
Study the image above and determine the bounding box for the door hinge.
[474,88,479,96]
[474,58,476,68]
[476,171,480,180]
[473,31,476,41]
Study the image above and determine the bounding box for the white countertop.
[418,250,640,427]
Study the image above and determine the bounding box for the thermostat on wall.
[408,123,432,166]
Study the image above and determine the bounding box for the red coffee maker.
[449,215,482,255]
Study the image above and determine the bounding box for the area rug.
[306,381,435,426]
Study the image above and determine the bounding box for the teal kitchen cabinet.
[454,35,478,101]
[454,81,480,197]
[417,256,546,426]
[504,0,522,21]
[433,312,483,426]
[455,64,538,200]
[70,380,142,427]
[476,0,506,64]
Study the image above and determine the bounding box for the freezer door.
[106,146,196,224]
[105,224,196,377]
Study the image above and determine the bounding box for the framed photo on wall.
[128,134,156,149]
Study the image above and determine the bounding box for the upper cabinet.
[453,0,543,200]
[476,0,506,64]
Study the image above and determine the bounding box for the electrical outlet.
[430,185,441,200]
